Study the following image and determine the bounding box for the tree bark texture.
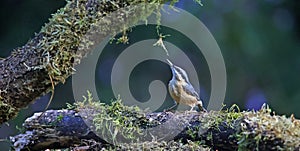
[10,105,300,151]
[0,0,165,124]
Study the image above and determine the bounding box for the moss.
[198,104,243,131]
[37,0,171,84]
[115,140,209,151]
[183,104,242,147]
[76,91,158,144]
[235,104,300,150]
[0,101,18,124]
[14,0,172,95]
[56,113,64,122]
[29,0,202,86]
[1,0,169,123]
[74,139,210,151]
[0,0,204,124]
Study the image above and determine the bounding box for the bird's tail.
[197,103,207,112]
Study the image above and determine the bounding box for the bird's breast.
[168,81,198,106]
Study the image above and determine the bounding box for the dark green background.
[1,0,300,150]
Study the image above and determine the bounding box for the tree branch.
[0,0,167,124]
[10,103,300,151]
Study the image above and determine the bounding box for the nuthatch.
[166,59,206,112]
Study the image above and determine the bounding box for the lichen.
[73,139,210,151]
[181,104,243,147]
[198,104,243,131]
[36,0,172,85]
[0,101,18,124]
[76,91,158,144]
[115,140,209,151]
[236,104,300,150]
[0,0,205,124]
[29,0,201,86]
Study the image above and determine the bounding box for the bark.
[3,0,300,150]
[0,0,165,124]
[10,105,300,151]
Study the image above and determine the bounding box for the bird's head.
[166,59,190,83]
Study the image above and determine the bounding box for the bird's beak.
[166,59,173,67]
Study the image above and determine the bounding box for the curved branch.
[10,105,300,150]
[0,0,167,124]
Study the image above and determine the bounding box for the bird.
[166,59,206,112]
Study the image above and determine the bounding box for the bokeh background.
[0,0,299,150]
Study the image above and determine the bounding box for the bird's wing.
[182,83,200,100]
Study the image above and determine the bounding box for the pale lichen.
[76,91,157,144]
[236,104,300,150]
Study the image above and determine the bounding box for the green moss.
[185,104,243,147]
[76,91,157,144]
[235,104,300,150]
[28,0,203,87]
[0,101,18,124]
[56,113,64,122]
[26,0,170,87]
[66,102,76,110]
[198,104,243,131]
[75,139,210,151]
[186,126,197,139]
[116,140,209,151]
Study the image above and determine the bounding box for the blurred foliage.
[192,0,300,117]
[0,0,300,150]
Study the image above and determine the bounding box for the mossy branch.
[10,100,300,151]
[0,0,175,124]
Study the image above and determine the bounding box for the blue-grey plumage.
[166,59,206,112]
